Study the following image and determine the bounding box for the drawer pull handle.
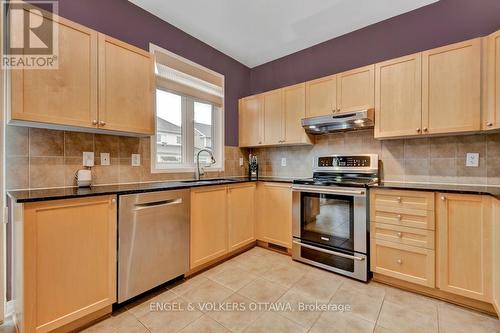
[441,196,446,201]
[397,214,402,220]
[397,232,402,238]
[397,197,401,202]
[397,259,403,265]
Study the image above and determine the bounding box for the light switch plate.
[82,152,94,167]
[466,153,479,167]
[239,157,244,166]
[100,153,110,166]
[281,157,287,167]
[131,154,141,166]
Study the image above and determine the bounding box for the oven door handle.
[292,186,365,196]
[293,240,365,261]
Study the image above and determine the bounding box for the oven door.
[292,185,367,254]
[292,239,367,281]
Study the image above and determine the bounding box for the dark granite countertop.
[7,177,293,203]
[370,182,500,200]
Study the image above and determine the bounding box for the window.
[150,44,224,173]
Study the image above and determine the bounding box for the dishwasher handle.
[133,198,183,211]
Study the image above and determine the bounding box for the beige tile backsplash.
[252,129,500,186]
[5,126,249,190]
[6,126,500,190]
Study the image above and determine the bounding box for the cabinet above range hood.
[302,109,374,134]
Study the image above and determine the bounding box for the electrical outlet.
[239,157,243,166]
[466,153,479,167]
[281,157,287,167]
[100,153,110,166]
[82,152,94,167]
[131,154,141,166]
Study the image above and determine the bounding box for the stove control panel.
[318,156,371,168]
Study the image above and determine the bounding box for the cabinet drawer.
[371,206,435,230]
[371,222,435,249]
[371,239,435,287]
[371,189,435,211]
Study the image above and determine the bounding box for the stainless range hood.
[302,109,374,134]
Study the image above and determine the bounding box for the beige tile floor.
[4,247,498,333]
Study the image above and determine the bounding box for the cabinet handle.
[258,141,262,144]
[441,196,446,201]
[111,198,116,203]
[397,214,402,220]
[397,232,402,238]
[487,122,493,127]
[416,128,421,133]
[99,121,106,126]
[396,197,402,203]
[397,259,403,265]
[423,128,428,132]
[92,120,98,125]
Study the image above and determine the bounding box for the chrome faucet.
[196,149,216,180]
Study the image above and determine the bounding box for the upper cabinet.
[336,64,375,113]
[239,94,264,147]
[422,38,481,135]
[11,15,98,129]
[305,75,337,118]
[98,34,154,135]
[375,54,422,139]
[485,30,500,130]
[375,38,482,139]
[10,12,155,136]
[239,85,312,147]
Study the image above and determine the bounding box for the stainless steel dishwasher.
[118,189,190,303]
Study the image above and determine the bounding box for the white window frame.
[151,87,224,173]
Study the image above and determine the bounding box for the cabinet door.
[11,14,98,129]
[283,83,312,145]
[305,75,336,118]
[337,65,375,113]
[263,89,284,145]
[257,183,292,248]
[228,184,256,251]
[493,199,500,316]
[98,34,154,135]
[422,39,481,134]
[437,193,492,302]
[374,53,422,138]
[239,95,264,147]
[22,196,116,332]
[485,30,500,130]
[190,186,228,269]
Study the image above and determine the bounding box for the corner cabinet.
[485,30,500,131]
[14,196,117,333]
[10,12,155,136]
[437,193,492,302]
[190,183,256,270]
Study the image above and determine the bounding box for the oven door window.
[300,192,354,251]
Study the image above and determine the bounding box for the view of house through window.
[155,89,221,170]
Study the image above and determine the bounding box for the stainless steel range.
[292,154,379,281]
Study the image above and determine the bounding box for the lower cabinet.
[14,196,117,333]
[190,183,256,270]
[256,182,292,248]
[437,193,492,302]
[494,198,500,315]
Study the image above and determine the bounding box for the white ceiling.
[130,0,438,68]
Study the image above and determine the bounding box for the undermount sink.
[180,178,239,185]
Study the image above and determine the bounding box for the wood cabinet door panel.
[257,183,292,248]
[486,30,500,130]
[337,65,375,113]
[422,39,481,134]
[374,54,422,138]
[23,196,116,332]
[11,14,98,128]
[190,186,228,268]
[437,193,492,302]
[98,34,154,135]
[228,184,256,251]
[283,83,311,144]
[305,75,336,118]
[263,89,284,145]
[239,95,263,147]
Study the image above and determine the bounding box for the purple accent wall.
[249,0,500,94]
[35,0,250,146]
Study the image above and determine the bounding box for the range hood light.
[309,125,317,129]
[301,109,375,135]
[354,119,365,124]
